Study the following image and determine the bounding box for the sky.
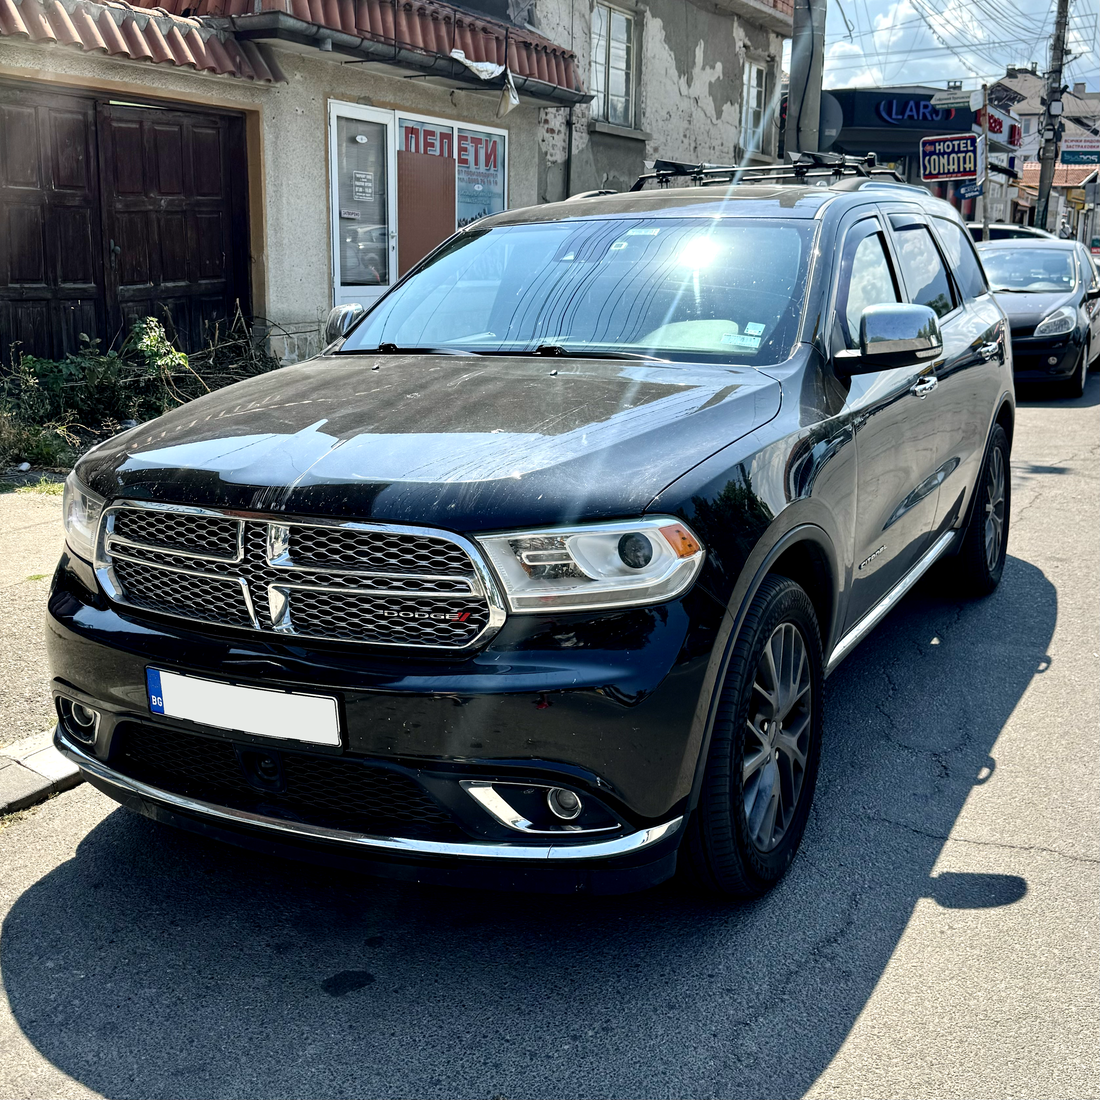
[781,0,1100,94]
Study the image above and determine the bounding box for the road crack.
[857,813,1100,866]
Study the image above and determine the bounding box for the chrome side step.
[826,529,957,674]
[54,729,682,862]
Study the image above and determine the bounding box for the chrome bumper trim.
[55,729,682,862]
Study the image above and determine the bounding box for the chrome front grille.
[98,504,505,649]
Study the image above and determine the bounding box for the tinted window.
[839,230,900,348]
[936,219,988,301]
[893,226,956,318]
[1076,244,1100,289]
[341,218,817,364]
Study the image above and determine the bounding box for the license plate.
[146,668,341,747]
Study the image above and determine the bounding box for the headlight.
[1033,306,1077,338]
[476,518,705,613]
[62,472,105,562]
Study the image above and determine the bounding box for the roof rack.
[629,151,905,192]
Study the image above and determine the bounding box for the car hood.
[78,353,783,531]
[992,289,1078,328]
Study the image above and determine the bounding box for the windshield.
[981,248,1078,292]
[339,218,816,364]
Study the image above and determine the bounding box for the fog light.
[547,787,582,820]
[1048,356,1059,365]
[64,700,99,744]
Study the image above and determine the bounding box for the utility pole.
[784,0,826,156]
[981,84,990,241]
[1035,0,1070,231]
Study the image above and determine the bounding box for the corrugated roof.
[0,0,287,81]
[151,0,582,92]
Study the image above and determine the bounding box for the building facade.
[1,0,791,363]
[824,84,1022,228]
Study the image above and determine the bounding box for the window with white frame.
[741,60,766,154]
[590,3,635,127]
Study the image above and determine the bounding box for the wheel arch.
[678,522,839,826]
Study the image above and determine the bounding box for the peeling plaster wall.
[535,0,787,199]
[0,39,540,359]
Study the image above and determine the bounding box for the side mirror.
[1086,286,1100,301]
[323,303,366,346]
[835,303,943,375]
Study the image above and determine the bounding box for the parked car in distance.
[967,223,1055,242]
[977,237,1100,397]
[49,171,1014,898]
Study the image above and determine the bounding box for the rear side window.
[892,224,957,318]
[935,219,988,301]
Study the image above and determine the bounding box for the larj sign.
[920,133,983,182]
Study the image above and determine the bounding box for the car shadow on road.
[1015,369,1100,410]
[1,555,1055,1100]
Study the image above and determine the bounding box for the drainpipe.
[565,106,575,199]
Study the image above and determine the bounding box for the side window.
[837,226,900,348]
[1076,245,1100,290]
[891,223,957,318]
[935,218,988,301]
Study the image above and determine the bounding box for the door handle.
[910,376,938,399]
[109,239,121,267]
[979,341,999,360]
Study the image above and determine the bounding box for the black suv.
[49,169,1014,896]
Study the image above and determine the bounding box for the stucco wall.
[534,0,786,199]
[0,39,541,357]
[1,1,787,358]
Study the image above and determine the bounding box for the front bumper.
[1009,332,1084,380]
[48,552,717,891]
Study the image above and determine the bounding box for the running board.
[826,529,958,674]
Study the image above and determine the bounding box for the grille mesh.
[289,526,472,574]
[114,724,459,838]
[113,559,253,627]
[113,510,241,559]
[105,507,493,648]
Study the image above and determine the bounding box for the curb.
[0,735,84,817]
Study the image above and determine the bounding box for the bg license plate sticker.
[145,668,341,747]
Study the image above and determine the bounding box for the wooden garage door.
[0,84,249,365]
[0,86,103,364]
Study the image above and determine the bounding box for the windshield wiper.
[991,287,1053,294]
[340,344,478,356]
[488,344,665,361]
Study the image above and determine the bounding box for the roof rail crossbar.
[629,152,903,192]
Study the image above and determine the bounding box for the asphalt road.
[1,378,1097,1100]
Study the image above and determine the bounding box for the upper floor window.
[741,61,766,153]
[591,4,635,126]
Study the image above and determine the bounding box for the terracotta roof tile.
[1018,162,1097,189]
[163,0,582,91]
[0,0,30,37]
[0,0,287,81]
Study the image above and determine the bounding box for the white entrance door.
[329,101,397,310]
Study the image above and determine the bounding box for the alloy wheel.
[984,445,1006,573]
[742,621,813,853]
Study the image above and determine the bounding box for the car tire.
[683,575,823,897]
[954,424,1010,597]
[1061,342,1088,398]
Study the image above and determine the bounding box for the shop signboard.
[457,128,506,227]
[1060,136,1100,165]
[958,181,983,199]
[920,133,981,181]
[397,117,507,228]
